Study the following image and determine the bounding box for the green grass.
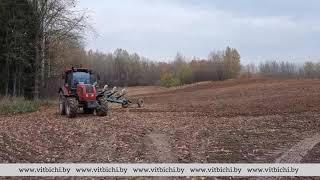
[0,97,54,115]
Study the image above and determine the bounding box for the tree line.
[0,0,242,99]
[1,0,320,99]
[59,46,241,88]
[242,61,320,79]
[0,0,87,99]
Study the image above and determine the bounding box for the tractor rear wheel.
[65,97,78,118]
[96,97,108,116]
[59,94,66,115]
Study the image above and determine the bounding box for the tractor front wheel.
[65,97,78,118]
[96,97,108,116]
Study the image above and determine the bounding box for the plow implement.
[102,86,144,108]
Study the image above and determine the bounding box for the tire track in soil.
[275,133,320,163]
[144,131,175,163]
[257,134,320,180]
[144,132,176,180]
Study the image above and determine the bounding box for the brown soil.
[276,134,320,163]
[0,77,320,163]
[301,142,320,163]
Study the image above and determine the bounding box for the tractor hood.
[76,84,97,101]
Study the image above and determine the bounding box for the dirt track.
[1,78,320,163]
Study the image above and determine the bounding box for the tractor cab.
[64,68,97,89]
[61,68,101,102]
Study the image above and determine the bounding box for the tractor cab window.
[72,72,92,86]
[66,72,72,86]
[90,73,97,83]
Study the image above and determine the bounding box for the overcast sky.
[78,0,320,64]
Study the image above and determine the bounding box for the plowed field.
[1,78,320,163]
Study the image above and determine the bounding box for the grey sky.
[79,0,320,64]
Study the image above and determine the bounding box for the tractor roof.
[65,67,93,74]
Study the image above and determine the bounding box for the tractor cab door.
[65,72,73,88]
[90,73,97,84]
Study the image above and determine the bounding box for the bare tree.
[30,0,88,99]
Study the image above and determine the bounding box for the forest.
[1,0,320,99]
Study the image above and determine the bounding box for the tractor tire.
[137,99,144,108]
[96,97,108,116]
[65,97,78,118]
[83,107,94,114]
[59,94,66,115]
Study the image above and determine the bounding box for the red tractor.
[58,68,108,118]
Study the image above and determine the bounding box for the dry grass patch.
[0,97,54,115]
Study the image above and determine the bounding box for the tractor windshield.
[72,72,92,85]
